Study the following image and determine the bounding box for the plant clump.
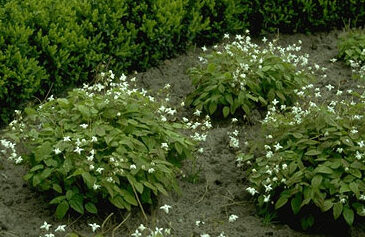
[238,85,365,230]
[186,32,316,120]
[338,29,365,80]
[0,71,197,219]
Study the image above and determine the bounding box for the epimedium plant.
[186,32,315,120]
[0,71,196,219]
[238,85,365,229]
[338,29,365,80]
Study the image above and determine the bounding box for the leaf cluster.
[241,92,365,229]
[186,36,312,119]
[3,73,194,219]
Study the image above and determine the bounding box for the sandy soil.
[1,29,365,237]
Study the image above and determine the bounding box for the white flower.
[74,146,83,154]
[96,167,104,174]
[232,118,238,123]
[336,90,343,96]
[201,234,210,237]
[325,84,334,91]
[330,58,337,63]
[273,143,283,151]
[87,155,94,161]
[148,168,155,173]
[164,83,171,89]
[160,204,172,214]
[80,124,88,129]
[246,187,258,196]
[130,164,137,170]
[138,224,146,232]
[358,141,364,148]
[351,129,358,134]
[54,148,61,155]
[93,183,101,190]
[91,136,98,142]
[264,184,272,192]
[89,164,95,170]
[198,147,204,153]
[117,112,121,116]
[131,230,142,237]
[55,225,67,232]
[272,98,279,105]
[15,156,23,164]
[337,148,343,153]
[40,221,52,231]
[193,109,202,116]
[224,33,229,39]
[266,151,273,158]
[356,151,363,160]
[262,37,267,43]
[282,164,288,169]
[45,234,55,237]
[202,46,207,52]
[161,143,169,150]
[263,194,270,202]
[218,232,226,237]
[88,223,100,232]
[63,136,71,142]
[229,214,239,223]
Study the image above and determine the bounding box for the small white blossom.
[80,124,88,129]
[263,194,270,202]
[55,225,67,232]
[229,214,239,223]
[40,222,52,231]
[160,204,172,214]
[148,168,155,173]
[93,183,101,190]
[161,143,169,150]
[88,223,100,232]
[130,164,137,170]
[91,136,98,142]
[246,187,258,196]
[54,148,61,155]
[96,167,104,174]
[74,146,83,154]
[193,109,202,116]
[63,136,71,142]
[325,84,334,91]
[273,143,283,151]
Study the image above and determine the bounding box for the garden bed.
[1,29,365,237]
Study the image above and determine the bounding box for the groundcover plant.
[0,71,201,220]
[338,29,365,80]
[186,31,317,119]
[238,85,365,230]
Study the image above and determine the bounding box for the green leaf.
[314,166,333,174]
[305,149,322,156]
[174,142,183,155]
[95,126,105,136]
[50,195,66,205]
[208,102,217,114]
[275,195,289,209]
[311,175,322,189]
[343,206,354,225]
[291,193,302,215]
[53,184,62,193]
[85,202,97,214]
[70,195,84,214]
[109,195,126,209]
[225,94,233,105]
[322,199,333,212]
[82,172,96,189]
[349,183,359,195]
[30,164,44,172]
[333,202,343,219]
[223,106,230,118]
[55,200,69,219]
[121,190,138,206]
[66,190,74,200]
[35,142,52,162]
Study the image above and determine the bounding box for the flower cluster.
[240,82,365,228]
[186,31,318,120]
[1,70,196,219]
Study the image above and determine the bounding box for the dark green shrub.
[239,87,365,229]
[1,72,195,219]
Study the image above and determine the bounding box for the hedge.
[0,0,364,125]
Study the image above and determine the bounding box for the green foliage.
[2,72,195,219]
[338,29,365,65]
[240,87,365,229]
[254,0,365,33]
[186,35,313,119]
[338,29,365,80]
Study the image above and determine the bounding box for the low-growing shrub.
[0,72,196,219]
[239,86,365,230]
[186,33,314,119]
[338,29,365,80]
